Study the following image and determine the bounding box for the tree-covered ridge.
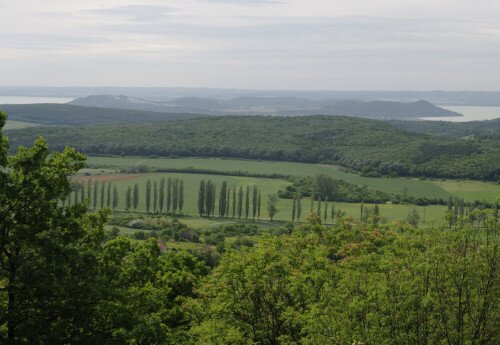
[6,115,499,180]
[390,118,500,138]
[0,103,205,125]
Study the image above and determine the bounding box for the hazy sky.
[0,0,499,90]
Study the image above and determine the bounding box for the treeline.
[280,174,447,205]
[7,115,499,180]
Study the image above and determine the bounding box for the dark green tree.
[198,180,206,216]
[297,194,302,222]
[93,181,98,210]
[107,181,111,207]
[146,179,152,213]
[292,196,296,223]
[153,180,158,213]
[252,186,258,220]
[133,183,139,211]
[179,180,184,214]
[166,177,172,214]
[245,186,250,219]
[232,187,236,219]
[126,186,132,211]
[172,178,179,214]
[258,191,262,220]
[237,186,243,219]
[159,177,165,214]
[100,181,105,209]
[219,181,227,218]
[267,194,279,221]
[113,185,119,210]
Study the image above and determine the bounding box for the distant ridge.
[69,95,461,119]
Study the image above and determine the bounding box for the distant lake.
[421,106,500,122]
[0,96,74,104]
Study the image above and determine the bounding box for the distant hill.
[69,95,461,119]
[390,118,500,138]
[6,115,498,181]
[0,103,206,126]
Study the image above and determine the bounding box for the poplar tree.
[80,181,85,203]
[232,187,236,218]
[219,181,227,218]
[153,180,158,213]
[172,178,179,214]
[331,204,335,224]
[106,181,111,207]
[87,179,92,203]
[112,185,119,210]
[317,196,321,217]
[146,179,151,213]
[252,186,258,220]
[198,180,206,216]
[297,194,302,222]
[100,182,105,210]
[179,180,184,214]
[226,186,231,217]
[211,183,216,217]
[360,201,364,221]
[205,181,212,217]
[166,177,172,214]
[245,186,250,219]
[133,183,139,211]
[126,186,132,211]
[324,197,328,223]
[159,177,165,214]
[258,191,261,220]
[93,181,98,210]
[291,196,296,223]
[237,186,243,219]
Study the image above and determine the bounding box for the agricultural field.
[74,171,448,226]
[86,156,500,202]
[4,120,39,130]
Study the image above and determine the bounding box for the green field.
[75,171,447,225]
[86,156,500,202]
[4,120,39,130]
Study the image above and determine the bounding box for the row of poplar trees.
[64,177,185,215]
[198,180,263,220]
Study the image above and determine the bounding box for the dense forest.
[1,110,498,344]
[390,118,500,138]
[6,115,499,180]
[0,103,205,125]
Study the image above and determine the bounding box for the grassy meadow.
[4,120,39,130]
[74,171,448,226]
[86,156,500,202]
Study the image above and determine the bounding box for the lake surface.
[0,96,74,104]
[422,106,500,122]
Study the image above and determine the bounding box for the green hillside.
[7,115,499,180]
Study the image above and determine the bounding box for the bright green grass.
[4,120,39,130]
[80,172,447,224]
[86,156,500,202]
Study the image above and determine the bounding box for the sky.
[0,0,499,90]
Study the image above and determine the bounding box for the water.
[421,106,500,122]
[0,96,74,104]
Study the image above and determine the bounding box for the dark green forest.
[6,115,499,180]
[390,118,500,138]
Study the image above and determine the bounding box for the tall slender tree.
[93,181,98,210]
[291,196,296,223]
[198,180,206,216]
[133,183,139,211]
[159,177,165,214]
[226,186,231,217]
[106,181,111,207]
[126,186,132,211]
[219,181,227,218]
[100,182,105,209]
[166,177,172,214]
[237,186,243,219]
[112,185,119,210]
[324,197,328,223]
[179,180,184,214]
[153,180,158,213]
[211,183,216,217]
[267,194,278,221]
[297,194,302,222]
[80,181,85,203]
[232,187,236,219]
[258,191,261,220]
[331,204,335,224]
[172,178,179,214]
[145,179,151,213]
[245,186,250,219]
[205,181,212,217]
[317,196,322,217]
[252,186,258,220]
[87,179,92,202]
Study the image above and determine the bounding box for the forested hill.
[69,95,461,119]
[390,118,500,138]
[6,115,498,180]
[0,103,205,125]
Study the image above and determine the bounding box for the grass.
[77,171,448,225]
[86,156,500,202]
[4,120,39,130]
